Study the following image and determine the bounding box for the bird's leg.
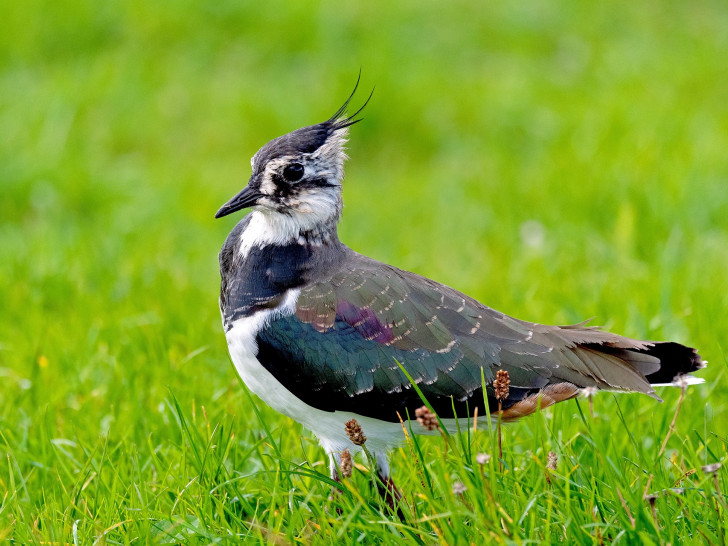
[327,452,344,515]
[377,474,402,505]
[329,452,341,483]
[377,475,405,521]
[375,454,404,519]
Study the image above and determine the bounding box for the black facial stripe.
[271,174,295,199]
[305,177,339,188]
[270,175,337,201]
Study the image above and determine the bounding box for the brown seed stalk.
[581,386,597,418]
[415,405,440,431]
[476,452,491,465]
[546,451,558,470]
[345,419,367,446]
[545,451,558,485]
[340,448,353,479]
[494,369,511,402]
[493,369,510,469]
[616,487,636,529]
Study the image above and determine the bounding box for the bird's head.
[215,85,372,238]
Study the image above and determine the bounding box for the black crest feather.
[250,72,374,165]
[328,70,374,131]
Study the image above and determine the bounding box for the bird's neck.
[238,206,341,259]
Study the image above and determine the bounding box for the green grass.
[2,0,728,542]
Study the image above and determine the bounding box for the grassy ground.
[2,0,728,543]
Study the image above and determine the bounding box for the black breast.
[221,247,310,328]
[219,217,346,329]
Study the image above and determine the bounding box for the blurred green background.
[1,0,727,540]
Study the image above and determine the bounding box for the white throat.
[238,196,341,259]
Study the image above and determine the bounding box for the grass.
[1,0,728,542]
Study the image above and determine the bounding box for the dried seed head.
[340,448,352,478]
[494,369,510,402]
[580,386,598,398]
[345,419,367,446]
[415,406,440,431]
[546,451,558,471]
[702,462,722,474]
[476,452,491,465]
[452,481,466,495]
[672,374,690,389]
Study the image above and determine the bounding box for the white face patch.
[258,156,294,196]
[237,192,340,259]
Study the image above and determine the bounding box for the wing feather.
[255,253,663,420]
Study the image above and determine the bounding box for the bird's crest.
[249,74,373,175]
[326,71,375,132]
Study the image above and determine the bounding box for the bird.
[215,85,705,501]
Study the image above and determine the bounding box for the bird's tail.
[544,322,706,397]
[637,341,706,386]
[575,340,706,396]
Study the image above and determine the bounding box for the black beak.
[215,185,262,219]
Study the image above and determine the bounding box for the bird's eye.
[282,163,305,182]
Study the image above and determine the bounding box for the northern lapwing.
[215,88,705,496]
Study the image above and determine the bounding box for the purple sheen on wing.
[337,301,395,344]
